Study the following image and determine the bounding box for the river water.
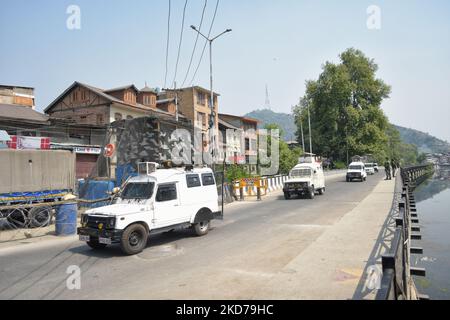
[412,167,450,299]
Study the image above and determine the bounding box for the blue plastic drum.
[55,203,78,236]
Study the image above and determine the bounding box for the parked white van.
[346,162,367,182]
[283,157,325,199]
[78,164,221,255]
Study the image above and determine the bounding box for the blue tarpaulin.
[78,180,115,208]
[0,189,70,204]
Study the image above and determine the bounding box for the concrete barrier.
[231,170,346,201]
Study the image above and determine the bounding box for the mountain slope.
[394,125,450,154]
[245,109,450,154]
[244,109,297,141]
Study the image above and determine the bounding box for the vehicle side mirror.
[314,170,317,174]
[112,187,120,195]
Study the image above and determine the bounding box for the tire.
[318,187,325,195]
[346,177,350,182]
[308,187,315,199]
[120,224,148,255]
[87,239,107,250]
[193,221,210,236]
[284,192,290,200]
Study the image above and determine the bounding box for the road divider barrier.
[233,175,288,201]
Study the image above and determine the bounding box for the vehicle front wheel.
[120,224,148,255]
[87,239,107,250]
[193,221,210,236]
[318,187,325,195]
[284,192,290,200]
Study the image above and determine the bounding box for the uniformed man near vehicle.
[384,159,391,180]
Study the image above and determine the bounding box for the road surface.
[0,173,385,300]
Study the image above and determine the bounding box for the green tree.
[293,48,391,163]
[262,123,302,174]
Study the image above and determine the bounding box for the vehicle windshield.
[349,165,362,170]
[290,168,312,177]
[121,182,155,200]
[298,157,313,164]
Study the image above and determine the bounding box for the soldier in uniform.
[384,159,391,180]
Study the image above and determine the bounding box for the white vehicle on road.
[78,163,221,255]
[365,163,375,175]
[346,162,367,182]
[283,156,325,199]
[373,163,379,173]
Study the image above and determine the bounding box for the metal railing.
[376,164,433,300]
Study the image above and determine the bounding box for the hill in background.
[394,125,450,154]
[244,109,450,154]
[245,109,297,141]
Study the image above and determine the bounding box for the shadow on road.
[69,228,198,258]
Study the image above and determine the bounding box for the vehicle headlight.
[107,217,116,228]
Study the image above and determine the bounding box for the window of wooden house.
[143,95,151,105]
[96,114,104,125]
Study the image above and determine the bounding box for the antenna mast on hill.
[264,84,271,110]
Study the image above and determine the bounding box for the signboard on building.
[7,136,50,150]
[73,146,102,155]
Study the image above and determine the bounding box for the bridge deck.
[0,173,395,300]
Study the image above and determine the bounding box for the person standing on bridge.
[392,159,398,177]
[384,159,392,180]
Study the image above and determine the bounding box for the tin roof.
[0,103,49,123]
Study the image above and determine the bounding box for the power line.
[189,0,220,86]
[172,0,189,88]
[181,0,208,87]
[163,0,171,88]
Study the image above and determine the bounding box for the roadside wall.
[0,150,76,194]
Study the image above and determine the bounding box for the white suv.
[78,165,221,255]
[346,162,367,182]
[365,163,375,175]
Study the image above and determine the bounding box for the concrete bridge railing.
[376,164,434,300]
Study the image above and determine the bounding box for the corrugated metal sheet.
[0,149,75,194]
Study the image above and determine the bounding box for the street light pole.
[307,103,312,155]
[191,25,232,166]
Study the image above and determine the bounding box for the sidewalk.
[258,177,396,300]
[0,219,81,251]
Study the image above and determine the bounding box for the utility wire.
[180,0,208,87]
[172,0,189,88]
[189,0,220,86]
[163,0,171,88]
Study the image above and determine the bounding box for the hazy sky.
[1,0,449,141]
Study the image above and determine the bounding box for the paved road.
[0,173,385,300]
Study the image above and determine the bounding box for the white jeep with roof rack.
[78,163,221,255]
[282,154,326,200]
